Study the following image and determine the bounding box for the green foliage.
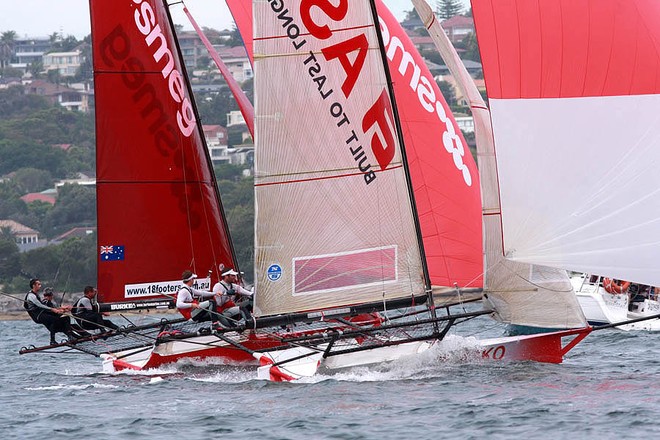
[462,33,481,62]
[12,167,53,193]
[214,163,245,182]
[42,184,96,238]
[438,80,457,106]
[0,139,67,177]
[0,231,20,281]
[0,86,51,119]
[0,181,27,219]
[226,24,245,47]
[195,88,238,126]
[7,232,97,293]
[436,0,464,19]
[217,177,254,282]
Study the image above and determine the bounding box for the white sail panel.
[253,1,425,316]
[491,95,660,286]
[414,0,586,328]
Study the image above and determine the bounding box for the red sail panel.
[90,0,235,302]
[472,0,660,99]
[225,0,483,288]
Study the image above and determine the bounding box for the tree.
[404,8,420,22]
[462,32,481,62]
[0,229,20,282]
[0,30,17,69]
[42,184,96,237]
[12,167,53,194]
[437,80,457,106]
[436,0,464,19]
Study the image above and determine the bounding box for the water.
[2,316,659,439]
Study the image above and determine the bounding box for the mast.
[163,0,240,274]
[367,0,435,316]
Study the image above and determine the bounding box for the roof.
[25,80,80,97]
[0,220,38,235]
[20,193,56,205]
[215,45,249,59]
[203,125,228,135]
[441,16,474,29]
[51,227,96,243]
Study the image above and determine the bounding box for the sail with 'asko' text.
[252,0,426,315]
[90,0,236,303]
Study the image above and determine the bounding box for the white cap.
[183,273,198,282]
[221,269,239,277]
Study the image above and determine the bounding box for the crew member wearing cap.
[212,267,254,325]
[177,270,218,321]
[24,278,75,345]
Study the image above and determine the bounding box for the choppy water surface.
[1,316,659,439]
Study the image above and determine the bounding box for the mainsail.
[471,0,660,287]
[414,0,586,329]
[252,0,426,315]
[225,0,483,290]
[90,0,236,303]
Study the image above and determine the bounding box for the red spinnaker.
[472,0,660,99]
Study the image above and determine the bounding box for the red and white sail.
[471,0,660,287]
[226,0,483,290]
[253,0,425,315]
[90,0,236,302]
[414,0,586,329]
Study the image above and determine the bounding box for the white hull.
[572,277,660,331]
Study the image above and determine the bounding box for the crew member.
[176,270,217,321]
[72,286,120,332]
[213,267,253,325]
[24,278,74,345]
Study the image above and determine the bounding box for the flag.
[100,245,125,261]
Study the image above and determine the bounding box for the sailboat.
[217,0,592,380]
[20,0,591,376]
[429,0,660,331]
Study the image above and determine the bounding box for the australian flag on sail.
[100,245,125,262]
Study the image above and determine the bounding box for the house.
[10,36,52,73]
[0,219,45,252]
[42,50,82,77]
[213,46,253,82]
[178,31,203,68]
[409,35,436,52]
[455,116,475,133]
[24,80,90,112]
[441,16,475,44]
[54,175,96,189]
[203,125,230,164]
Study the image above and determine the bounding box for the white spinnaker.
[491,95,660,287]
[253,1,425,316]
[413,0,586,328]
